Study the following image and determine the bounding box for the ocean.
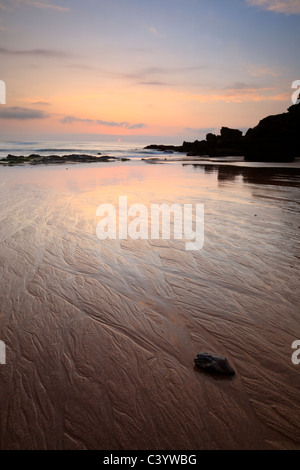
[0,140,160,161]
[1,140,300,170]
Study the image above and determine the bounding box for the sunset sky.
[0,0,299,143]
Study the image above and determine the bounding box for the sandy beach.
[0,160,299,450]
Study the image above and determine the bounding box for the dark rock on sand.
[194,352,235,376]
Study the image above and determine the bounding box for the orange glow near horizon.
[3,73,291,142]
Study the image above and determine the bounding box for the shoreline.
[1,150,300,169]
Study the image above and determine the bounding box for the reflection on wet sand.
[0,162,299,450]
[184,163,300,187]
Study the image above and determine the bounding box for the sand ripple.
[0,165,299,450]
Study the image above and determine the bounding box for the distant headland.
[145,102,300,162]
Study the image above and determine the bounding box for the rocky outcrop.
[144,144,178,152]
[243,103,300,162]
[0,154,118,165]
[145,102,300,162]
[145,128,244,158]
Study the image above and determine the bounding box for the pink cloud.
[246,0,300,15]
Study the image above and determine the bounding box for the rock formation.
[145,102,300,162]
[0,154,118,166]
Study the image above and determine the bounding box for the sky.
[0,0,299,143]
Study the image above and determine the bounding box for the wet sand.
[0,162,299,450]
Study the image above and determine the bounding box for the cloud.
[63,63,208,88]
[117,65,208,86]
[96,119,147,130]
[122,47,153,52]
[248,64,279,77]
[148,25,166,39]
[246,0,300,14]
[193,90,289,103]
[24,1,70,12]
[61,116,94,124]
[206,82,287,102]
[61,115,147,130]
[5,0,70,12]
[138,81,172,87]
[142,66,206,76]
[223,82,261,90]
[181,81,289,103]
[0,2,11,10]
[0,47,75,58]
[0,106,49,119]
[31,101,51,106]
[96,119,129,127]
[126,123,146,130]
